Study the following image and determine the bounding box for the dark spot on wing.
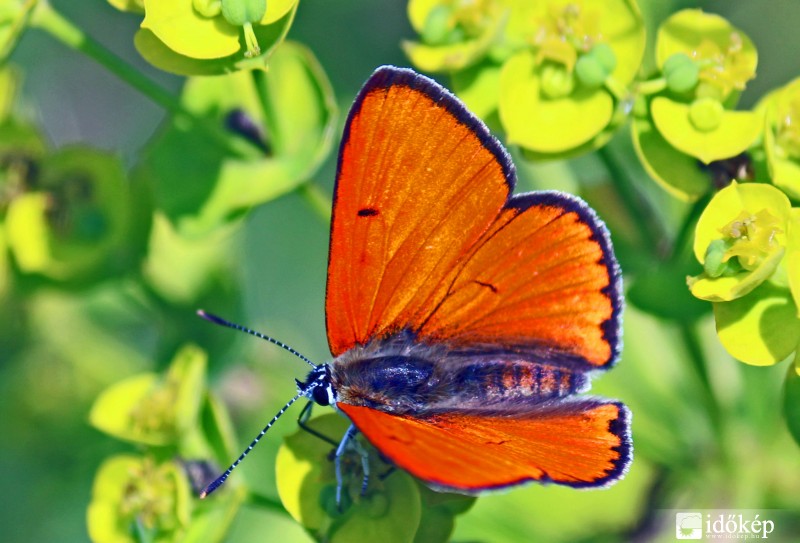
[358,207,379,217]
[475,280,498,293]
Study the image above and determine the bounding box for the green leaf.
[0,64,19,120]
[788,210,800,317]
[106,0,144,13]
[412,484,476,543]
[143,213,236,304]
[0,223,10,299]
[766,143,800,201]
[276,414,422,542]
[407,0,445,34]
[169,344,209,437]
[199,392,239,466]
[450,61,502,120]
[499,50,613,154]
[182,484,247,543]
[783,360,800,447]
[138,41,335,235]
[330,472,420,543]
[628,261,709,321]
[714,282,800,366]
[651,97,760,164]
[630,113,710,201]
[259,0,296,24]
[276,414,352,531]
[4,146,151,285]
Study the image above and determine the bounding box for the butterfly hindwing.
[337,399,631,491]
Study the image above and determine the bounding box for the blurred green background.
[4,1,800,541]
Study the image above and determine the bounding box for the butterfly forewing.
[326,67,512,357]
[420,191,622,369]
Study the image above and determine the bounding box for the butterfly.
[200,66,630,501]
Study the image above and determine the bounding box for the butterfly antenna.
[200,391,304,498]
[197,310,316,368]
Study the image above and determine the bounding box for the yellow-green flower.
[115,0,299,75]
[656,10,756,102]
[651,9,759,164]
[500,0,645,156]
[405,0,506,72]
[689,182,792,302]
[633,9,760,200]
[89,345,207,447]
[761,77,800,200]
[88,455,193,543]
[405,0,646,157]
[689,182,800,367]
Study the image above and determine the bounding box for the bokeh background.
[4,1,800,541]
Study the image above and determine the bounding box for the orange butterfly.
[200,66,630,501]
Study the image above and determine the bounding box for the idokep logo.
[705,513,775,539]
[676,512,703,539]
[674,511,778,540]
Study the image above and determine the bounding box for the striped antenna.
[200,391,304,498]
[197,310,315,368]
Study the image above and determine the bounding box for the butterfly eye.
[312,384,332,406]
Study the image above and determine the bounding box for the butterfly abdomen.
[333,343,589,415]
[442,361,589,407]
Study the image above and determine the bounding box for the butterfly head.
[296,364,337,406]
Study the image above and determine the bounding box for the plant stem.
[245,490,290,515]
[670,191,711,262]
[31,2,179,113]
[29,2,260,158]
[679,321,727,459]
[636,77,667,96]
[250,68,279,152]
[597,144,666,257]
[297,181,332,223]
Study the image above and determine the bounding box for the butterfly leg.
[296,401,339,447]
[349,433,371,496]
[335,423,368,508]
